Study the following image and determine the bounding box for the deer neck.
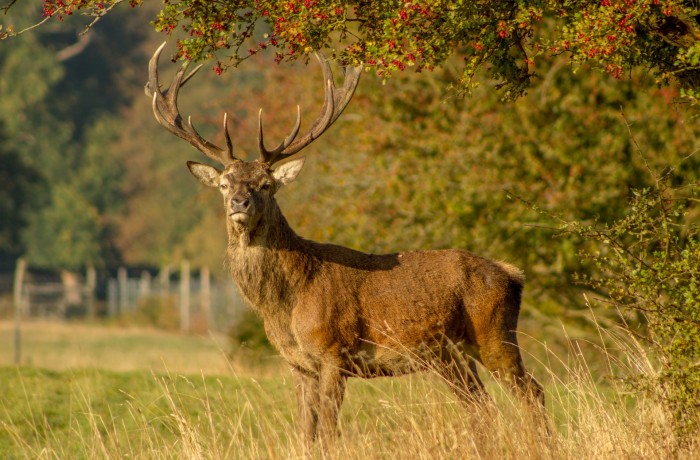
[225,204,310,315]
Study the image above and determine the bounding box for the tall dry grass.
[1,320,697,459]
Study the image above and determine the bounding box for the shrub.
[227,308,274,358]
[563,177,700,442]
[131,295,180,331]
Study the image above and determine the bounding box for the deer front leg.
[291,365,320,447]
[317,364,346,446]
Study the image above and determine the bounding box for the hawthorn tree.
[5,0,700,101]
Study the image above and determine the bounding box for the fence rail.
[12,260,247,334]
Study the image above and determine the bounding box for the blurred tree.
[0,124,44,260]
[0,4,70,267]
[14,1,700,102]
[23,183,103,269]
[0,1,154,269]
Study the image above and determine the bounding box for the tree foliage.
[23,184,103,269]
[0,125,43,261]
[12,0,700,101]
[0,1,153,269]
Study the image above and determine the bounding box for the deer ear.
[272,157,305,186]
[187,161,221,188]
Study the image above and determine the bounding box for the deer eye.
[219,183,229,190]
[260,182,271,191]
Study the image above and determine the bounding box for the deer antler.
[145,42,238,166]
[258,52,363,166]
[146,43,362,167]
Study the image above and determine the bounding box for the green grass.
[0,320,697,459]
[0,366,298,459]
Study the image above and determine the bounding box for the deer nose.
[230,196,251,214]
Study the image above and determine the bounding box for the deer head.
[145,43,362,237]
[186,159,305,236]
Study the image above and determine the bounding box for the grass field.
[0,320,697,459]
[0,320,234,374]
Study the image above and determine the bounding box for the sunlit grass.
[0,320,235,375]
[0,320,697,459]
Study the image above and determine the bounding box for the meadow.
[0,319,696,459]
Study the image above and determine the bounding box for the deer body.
[230,223,523,379]
[146,43,544,446]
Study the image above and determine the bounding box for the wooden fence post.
[158,265,171,294]
[13,258,26,365]
[107,278,118,317]
[86,265,96,319]
[139,270,152,298]
[118,267,128,314]
[201,266,211,330]
[180,260,191,333]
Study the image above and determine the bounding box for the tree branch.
[56,32,93,62]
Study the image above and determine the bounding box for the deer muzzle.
[229,195,253,223]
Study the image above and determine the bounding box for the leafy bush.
[227,308,274,358]
[563,176,700,442]
[129,295,180,331]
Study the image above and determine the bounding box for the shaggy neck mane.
[224,202,313,315]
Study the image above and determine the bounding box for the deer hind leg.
[436,349,491,405]
[478,333,553,440]
[478,333,544,409]
[317,364,346,448]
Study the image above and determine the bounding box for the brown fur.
[188,158,544,446]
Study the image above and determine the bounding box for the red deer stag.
[146,43,544,446]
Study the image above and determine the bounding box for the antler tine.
[257,110,270,163]
[146,42,237,166]
[258,106,302,164]
[179,63,203,89]
[145,41,166,98]
[223,113,234,155]
[257,51,362,166]
[330,63,362,124]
